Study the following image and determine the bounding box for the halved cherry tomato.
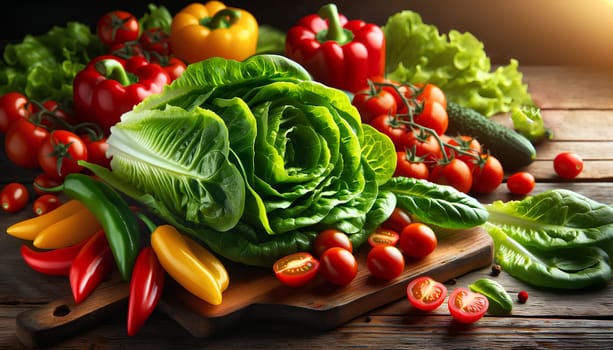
[399,223,437,260]
[319,247,358,286]
[273,252,320,288]
[448,287,489,324]
[367,227,400,247]
[382,207,412,233]
[366,245,405,280]
[406,276,448,311]
[312,229,352,257]
[1,182,29,213]
[33,194,62,216]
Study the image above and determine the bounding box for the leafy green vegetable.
[138,3,173,34]
[469,278,513,315]
[84,54,488,267]
[484,189,613,289]
[0,22,104,105]
[382,10,534,117]
[256,25,287,55]
[510,105,553,143]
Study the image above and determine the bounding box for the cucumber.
[446,101,536,170]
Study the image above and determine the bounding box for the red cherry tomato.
[273,252,320,288]
[97,10,140,47]
[553,152,584,179]
[139,28,172,56]
[0,92,32,133]
[352,87,397,124]
[414,100,448,136]
[33,173,63,195]
[429,158,473,193]
[319,247,358,286]
[33,194,62,216]
[312,229,352,257]
[370,114,408,149]
[403,129,442,165]
[394,151,430,180]
[382,207,412,233]
[406,276,448,311]
[38,130,88,180]
[448,287,489,324]
[414,83,447,109]
[1,182,29,213]
[4,118,49,168]
[445,135,482,168]
[506,171,535,195]
[399,223,438,260]
[81,134,110,169]
[470,155,504,194]
[367,227,400,247]
[366,245,405,280]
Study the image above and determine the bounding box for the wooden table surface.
[1,65,613,349]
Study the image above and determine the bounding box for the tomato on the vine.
[319,247,358,286]
[367,245,405,281]
[445,135,482,168]
[414,100,448,136]
[370,114,408,149]
[399,223,438,260]
[352,86,397,124]
[32,173,63,195]
[81,134,110,169]
[0,92,31,133]
[367,227,400,247]
[97,10,140,47]
[553,152,584,179]
[406,276,448,311]
[31,99,74,130]
[156,57,187,81]
[1,183,29,213]
[395,151,430,180]
[382,207,412,233]
[470,155,504,194]
[414,83,447,109]
[403,129,443,166]
[5,118,49,168]
[506,171,535,195]
[448,287,489,324]
[38,130,88,180]
[273,252,320,288]
[429,158,473,193]
[33,194,61,216]
[139,28,172,56]
[312,229,352,257]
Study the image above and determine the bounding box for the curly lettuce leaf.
[382,10,534,117]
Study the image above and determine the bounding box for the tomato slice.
[448,287,489,323]
[406,276,448,311]
[273,252,320,288]
[367,227,400,247]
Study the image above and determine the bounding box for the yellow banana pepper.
[6,200,86,241]
[33,206,103,249]
[151,224,229,305]
[170,1,258,63]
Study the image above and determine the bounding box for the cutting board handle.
[16,276,129,348]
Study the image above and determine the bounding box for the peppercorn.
[517,290,529,303]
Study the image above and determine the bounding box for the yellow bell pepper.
[170,1,258,63]
[150,224,229,305]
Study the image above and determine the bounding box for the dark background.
[2,0,612,66]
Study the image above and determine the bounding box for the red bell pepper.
[20,239,88,276]
[285,3,386,93]
[69,229,116,304]
[127,247,165,336]
[72,55,171,134]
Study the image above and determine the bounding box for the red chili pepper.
[72,55,171,133]
[285,3,385,93]
[127,247,165,336]
[69,229,116,304]
[20,239,88,276]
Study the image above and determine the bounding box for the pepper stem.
[95,59,131,86]
[202,9,242,29]
[317,3,352,44]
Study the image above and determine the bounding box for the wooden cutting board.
[15,226,493,346]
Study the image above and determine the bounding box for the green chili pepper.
[37,173,141,281]
[469,278,513,315]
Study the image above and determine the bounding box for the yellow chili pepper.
[170,1,258,63]
[33,206,103,249]
[150,224,229,305]
[6,200,86,241]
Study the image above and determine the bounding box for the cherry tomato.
[0,92,31,133]
[31,99,74,130]
[414,100,448,136]
[273,252,320,288]
[506,171,535,195]
[553,152,584,179]
[81,134,110,169]
[312,229,353,257]
[38,130,88,180]
[366,245,405,280]
[414,83,447,109]
[319,247,358,286]
[4,118,49,168]
[33,194,61,216]
[406,276,448,311]
[399,223,438,260]
[382,207,412,233]
[448,287,489,324]
[352,87,397,124]
[157,57,187,81]
[470,155,504,194]
[429,158,473,193]
[368,77,408,112]
[370,114,407,149]
[33,173,63,195]
[394,151,429,180]
[139,28,172,56]
[367,227,400,247]
[403,129,443,165]
[1,183,29,213]
[445,135,482,168]
[97,10,140,47]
